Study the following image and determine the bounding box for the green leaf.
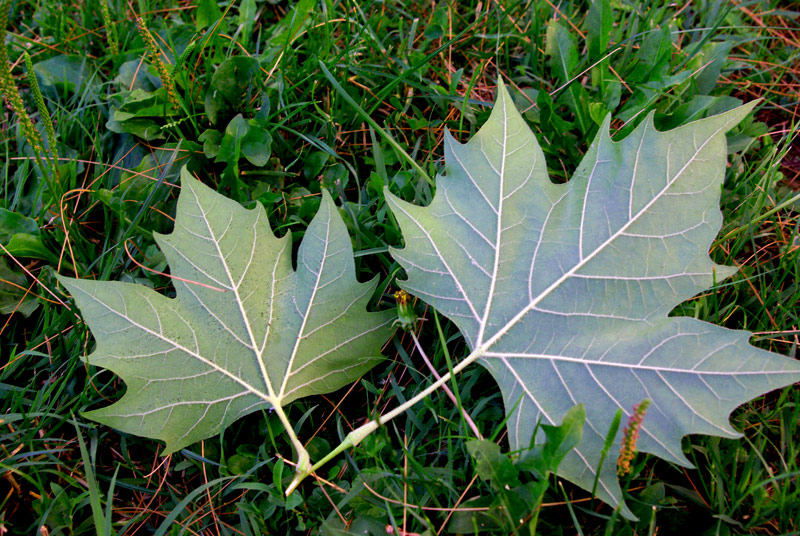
[585,0,613,91]
[33,55,97,96]
[270,0,315,50]
[60,167,392,454]
[199,129,222,158]
[386,81,800,515]
[586,0,612,60]
[204,57,260,124]
[238,0,257,43]
[686,41,733,95]
[195,0,223,31]
[627,25,674,85]
[241,123,272,167]
[110,89,172,120]
[216,114,249,165]
[4,233,57,264]
[304,151,330,180]
[467,439,521,489]
[0,209,53,263]
[657,95,742,131]
[113,60,159,92]
[545,20,578,84]
[106,116,165,141]
[0,257,38,316]
[518,404,584,478]
[0,208,39,242]
[105,88,178,140]
[545,20,588,132]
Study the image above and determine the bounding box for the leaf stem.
[286,346,485,495]
[272,404,311,492]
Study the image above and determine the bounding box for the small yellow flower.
[393,290,418,331]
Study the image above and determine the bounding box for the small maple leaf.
[61,168,393,455]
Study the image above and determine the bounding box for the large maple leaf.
[61,169,393,456]
[386,81,800,512]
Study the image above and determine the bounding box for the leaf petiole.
[286,346,485,495]
[271,404,312,486]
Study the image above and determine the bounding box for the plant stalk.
[272,404,311,492]
[286,344,485,495]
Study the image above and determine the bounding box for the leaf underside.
[61,169,392,454]
[387,81,800,514]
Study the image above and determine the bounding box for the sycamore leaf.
[386,81,800,514]
[61,168,392,455]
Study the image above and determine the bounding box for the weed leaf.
[60,168,392,454]
[386,81,800,513]
[0,257,38,316]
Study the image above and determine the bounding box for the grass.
[1,0,799,534]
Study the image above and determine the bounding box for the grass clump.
[1,1,799,534]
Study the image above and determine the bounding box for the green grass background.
[1,0,799,534]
